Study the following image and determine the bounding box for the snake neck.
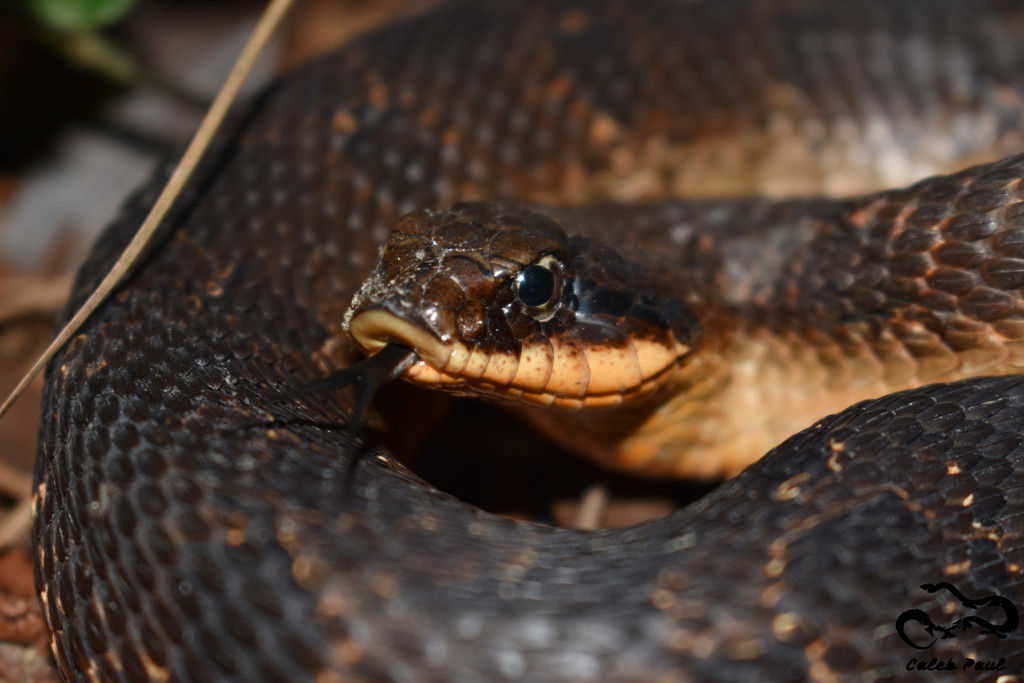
[623,319,898,480]
[522,154,1024,480]
[509,201,831,479]
[514,307,871,481]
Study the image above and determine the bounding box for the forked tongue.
[294,343,417,442]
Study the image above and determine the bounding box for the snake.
[32,0,1024,680]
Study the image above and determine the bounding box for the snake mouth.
[348,309,690,408]
[348,309,452,368]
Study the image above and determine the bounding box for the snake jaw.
[347,296,695,409]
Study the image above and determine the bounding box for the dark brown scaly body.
[33,1,1024,680]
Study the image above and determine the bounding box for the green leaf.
[25,0,140,31]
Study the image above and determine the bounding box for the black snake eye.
[517,265,556,306]
[514,255,565,320]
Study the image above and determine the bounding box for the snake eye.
[517,266,555,306]
[514,255,564,321]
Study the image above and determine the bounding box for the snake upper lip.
[348,309,453,368]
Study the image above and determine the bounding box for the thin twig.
[0,0,296,421]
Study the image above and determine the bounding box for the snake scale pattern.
[33,0,1024,680]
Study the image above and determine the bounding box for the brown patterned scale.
[34,1,1024,680]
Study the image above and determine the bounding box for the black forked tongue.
[293,343,417,443]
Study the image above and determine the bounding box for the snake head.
[344,202,702,408]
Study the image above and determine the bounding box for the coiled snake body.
[34,1,1024,680]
